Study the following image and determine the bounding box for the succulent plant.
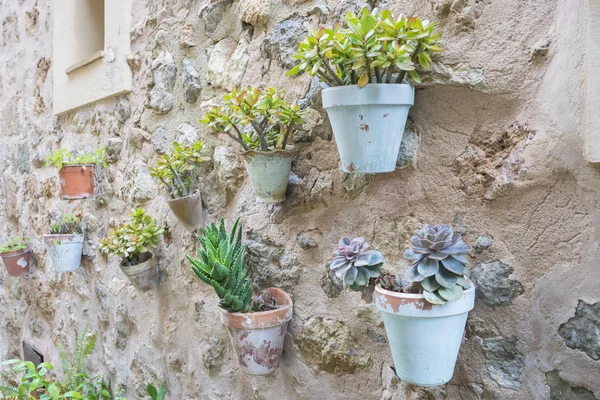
[0,237,28,254]
[404,224,472,305]
[48,214,83,235]
[186,218,254,313]
[45,147,107,170]
[330,237,384,290]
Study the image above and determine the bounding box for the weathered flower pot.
[322,83,414,173]
[166,191,203,231]
[58,164,96,199]
[43,234,84,273]
[241,149,294,203]
[374,279,475,386]
[220,287,293,375]
[0,246,32,277]
[120,251,158,291]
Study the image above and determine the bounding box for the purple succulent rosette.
[404,224,472,304]
[330,237,384,290]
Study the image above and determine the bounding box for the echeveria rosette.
[404,224,472,305]
[330,237,384,290]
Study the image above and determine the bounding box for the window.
[65,0,105,73]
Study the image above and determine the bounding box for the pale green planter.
[241,149,294,203]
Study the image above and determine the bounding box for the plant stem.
[225,127,249,151]
[318,54,344,86]
[351,70,357,84]
[157,175,175,198]
[251,120,269,151]
[375,66,382,83]
[168,164,188,197]
[397,43,421,84]
[385,66,394,83]
[189,169,196,195]
[365,56,373,84]
[281,125,293,150]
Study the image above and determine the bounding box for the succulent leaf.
[438,285,463,302]
[329,236,384,290]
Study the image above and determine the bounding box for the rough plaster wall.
[0,0,598,399]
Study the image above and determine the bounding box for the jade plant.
[287,7,441,87]
[186,218,253,312]
[48,214,83,235]
[200,87,305,152]
[403,224,471,304]
[0,237,28,253]
[99,209,164,266]
[45,148,107,169]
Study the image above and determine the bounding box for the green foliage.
[0,237,28,254]
[149,141,208,199]
[48,215,83,235]
[186,218,254,313]
[287,7,442,87]
[45,148,107,170]
[0,327,111,400]
[200,87,305,152]
[404,224,472,305]
[98,209,164,266]
[147,384,166,400]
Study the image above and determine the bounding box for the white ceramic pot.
[120,251,158,292]
[241,149,294,203]
[43,234,84,273]
[167,191,203,231]
[322,83,414,173]
[374,280,475,386]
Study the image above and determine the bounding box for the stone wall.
[0,0,598,399]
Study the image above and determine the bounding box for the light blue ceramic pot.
[241,149,294,203]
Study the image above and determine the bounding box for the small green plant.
[404,224,471,304]
[147,383,166,400]
[98,209,164,267]
[329,237,384,290]
[45,148,107,170]
[287,8,441,87]
[200,86,305,152]
[0,326,111,400]
[48,215,83,235]
[0,237,28,254]
[149,141,208,199]
[186,219,253,313]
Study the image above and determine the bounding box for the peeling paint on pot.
[241,149,294,203]
[58,164,96,199]
[166,191,203,231]
[43,234,84,272]
[220,287,293,375]
[0,246,32,277]
[119,251,158,291]
[322,84,414,173]
[374,279,475,386]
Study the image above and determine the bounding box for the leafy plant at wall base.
[48,214,83,235]
[329,237,384,291]
[147,383,166,400]
[287,7,442,87]
[149,141,208,199]
[45,148,107,170]
[98,209,164,266]
[404,224,472,305]
[200,87,305,152]
[186,218,253,313]
[0,237,28,253]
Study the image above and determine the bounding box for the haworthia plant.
[186,218,254,313]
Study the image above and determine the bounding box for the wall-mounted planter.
[241,149,294,203]
[120,251,158,291]
[167,191,203,231]
[43,234,84,273]
[58,164,96,199]
[0,246,32,277]
[374,280,475,386]
[220,287,293,375]
[322,83,414,173]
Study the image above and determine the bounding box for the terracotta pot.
[43,234,84,272]
[119,251,158,291]
[220,287,293,375]
[166,191,203,231]
[0,246,32,277]
[58,164,96,199]
[241,149,294,203]
[374,279,475,386]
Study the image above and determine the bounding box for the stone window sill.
[65,50,104,74]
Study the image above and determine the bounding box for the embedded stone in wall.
[1,12,18,47]
[180,24,196,48]
[245,234,304,293]
[321,268,343,298]
[176,123,200,144]
[471,260,524,307]
[128,164,156,205]
[151,126,174,154]
[420,63,488,91]
[396,119,419,170]
[114,98,131,123]
[114,304,134,350]
[262,17,307,69]
[201,145,245,212]
[147,51,177,114]
[558,300,600,361]
[297,77,330,109]
[206,39,237,89]
[223,37,250,91]
[474,234,494,253]
[106,138,124,163]
[182,58,202,103]
[296,316,371,373]
[201,337,227,374]
[200,0,233,34]
[239,0,271,29]
[340,170,372,197]
[297,228,322,249]
[25,7,39,37]
[545,370,597,400]
[482,337,525,390]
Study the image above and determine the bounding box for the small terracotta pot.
[166,191,203,231]
[43,234,84,273]
[58,164,96,199]
[220,287,293,375]
[0,246,32,277]
[119,251,158,291]
[241,149,294,203]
